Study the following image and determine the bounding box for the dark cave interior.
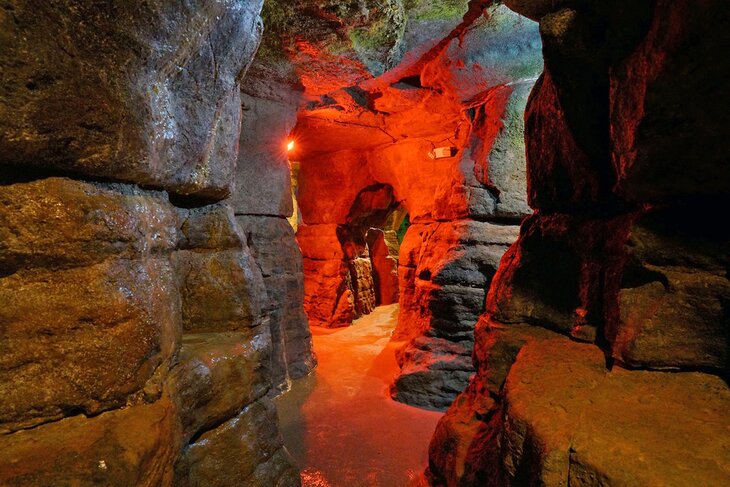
[1,1,729,486]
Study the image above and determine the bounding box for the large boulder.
[499,338,729,486]
[174,399,298,486]
[168,333,272,442]
[428,327,730,486]
[0,258,180,433]
[391,336,474,411]
[486,212,633,341]
[0,395,180,486]
[524,70,608,211]
[0,0,264,198]
[0,177,180,272]
[174,250,265,334]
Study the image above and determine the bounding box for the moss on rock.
[407,0,470,21]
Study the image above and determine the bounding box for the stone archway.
[296,182,403,328]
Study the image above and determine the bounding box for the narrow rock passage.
[275,305,443,486]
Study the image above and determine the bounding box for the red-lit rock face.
[291,3,542,409]
[367,229,400,306]
[428,1,730,485]
[610,0,730,203]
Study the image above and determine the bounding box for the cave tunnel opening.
[3,0,729,486]
[337,184,405,319]
[274,2,544,484]
[366,208,409,307]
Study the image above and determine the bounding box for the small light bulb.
[287,140,295,152]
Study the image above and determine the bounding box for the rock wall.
[367,228,400,306]
[293,4,542,410]
[427,1,730,485]
[233,67,317,394]
[0,1,301,485]
[298,180,402,329]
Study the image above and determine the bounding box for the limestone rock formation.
[429,329,730,486]
[237,216,317,391]
[168,333,271,443]
[175,206,266,335]
[4,0,729,484]
[427,1,730,484]
[233,94,297,217]
[391,221,520,409]
[232,49,317,394]
[174,400,299,486]
[0,183,298,485]
[302,256,355,328]
[0,0,263,198]
[0,1,301,484]
[0,393,180,486]
[613,208,729,371]
[367,229,400,305]
[0,178,181,433]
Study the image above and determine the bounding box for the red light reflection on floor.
[275,305,443,487]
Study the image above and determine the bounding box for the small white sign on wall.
[428,147,458,159]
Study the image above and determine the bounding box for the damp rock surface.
[0,0,304,484]
[1,0,264,198]
[238,215,317,391]
[501,336,730,486]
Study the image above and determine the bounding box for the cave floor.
[275,304,443,487]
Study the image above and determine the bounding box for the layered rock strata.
[0,1,303,484]
[428,1,730,484]
[293,4,542,409]
[233,74,316,394]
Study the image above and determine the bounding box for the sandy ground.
[275,304,444,487]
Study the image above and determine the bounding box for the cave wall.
[428,1,730,485]
[367,228,400,306]
[233,59,317,395]
[0,1,301,485]
[293,4,543,410]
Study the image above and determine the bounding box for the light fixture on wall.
[287,140,295,152]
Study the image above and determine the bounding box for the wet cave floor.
[275,304,444,487]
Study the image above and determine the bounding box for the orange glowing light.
[287,140,295,152]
